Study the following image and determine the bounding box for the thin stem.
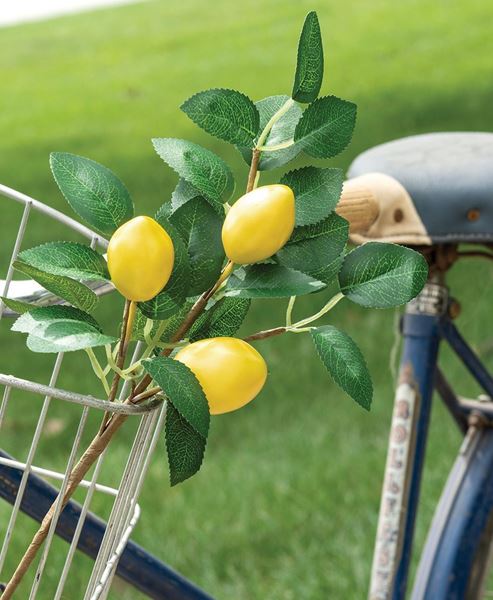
[286,296,296,327]
[85,348,111,396]
[293,292,344,329]
[102,343,119,377]
[245,98,295,195]
[143,318,154,346]
[210,260,234,296]
[246,149,261,193]
[123,300,137,350]
[253,171,260,190]
[257,138,294,152]
[256,98,294,148]
[243,326,287,342]
[100,299,135,432]
[133,385,161,404]
[140,318,169,361]
[244,292,345,343]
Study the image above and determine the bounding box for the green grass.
[1,0,493,597]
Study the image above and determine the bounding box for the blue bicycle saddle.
[347,132,493,245]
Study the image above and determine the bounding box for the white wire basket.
[0,184,166,599]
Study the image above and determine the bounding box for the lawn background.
[1,0,493,597]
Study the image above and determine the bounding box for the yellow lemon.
[107,216,174,302]
[222,184,295,264]
[175,337,268,415]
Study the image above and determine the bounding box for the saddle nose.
[347,132,493,245]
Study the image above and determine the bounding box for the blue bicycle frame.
[370,269,493,600]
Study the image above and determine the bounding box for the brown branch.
[100,299,135,433]
[246,149,260,193]
[107,299,132,401]
[2,410,128,598]
[243,326,287,342]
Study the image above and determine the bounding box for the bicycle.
[347,130,493,599]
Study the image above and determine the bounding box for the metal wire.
[29,406,90,599]
[97,403,168,599]
[0,353,64,573]
[54,450,108,600]
[85,412,157,598]
[0,200,32,319]
[0,188,165,598]
[0,184,107,249]
[0,456,117,496]
[0,374,162,415]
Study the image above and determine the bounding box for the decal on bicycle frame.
[369,367,420,600]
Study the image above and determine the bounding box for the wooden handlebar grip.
[336,180,380,234]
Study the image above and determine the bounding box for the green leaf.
[27,325,115,354]
[181,88,260,147]
[12,305,101,334]
[338,242,429,308]
[294,96,357,159]
[239,95,303,171]
[143,356,210,438]
[281,166,344,227]
[50,152,134,236]
[11,305,115,353]
[13,261,98,313]
[311,326,373,410]
[18,242,109,281]
[170,197,225,296]
[152,138,234,210]
[277,214,348,284]
[292,11,324,103]
[138,219,190,320]
[1,297,34,314]
[226,264,325,298]
[165,403,207,486]
[189,297,250,341]
[158,179,203,221]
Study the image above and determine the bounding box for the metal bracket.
[406,282,449,317]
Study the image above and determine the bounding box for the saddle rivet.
[394,209,404,223]
[467,208,480,221]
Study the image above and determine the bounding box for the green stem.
[292,292,345,329]
[286,296,296,327]
[143,318,154,346]
[253,171,260,190]
[244,292,345,343]
[257,138,294,152]
[246,97,295,193]
[85,348,111,396]
[256,98,294,149]
[140,318,168,360]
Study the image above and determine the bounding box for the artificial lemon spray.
[2,11,428,597]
